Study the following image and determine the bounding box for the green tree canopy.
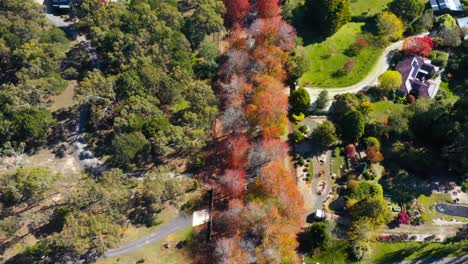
[290,88,311,114]
[182,0,226,48]
[306,0,351,35]
[315,90,329,111]
[311,121,338,150]
[287,48,310,82]
[378,70,403,93]
[0,167,59,206]
[389,0,425,25]
[112,132,149,166]
[307,222,331,250]
[340,110,365,143]
[377,12,404,42]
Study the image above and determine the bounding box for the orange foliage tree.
[212,1,304,263]
[256,0,281,18]
[366,146,384,163]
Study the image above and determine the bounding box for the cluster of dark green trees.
[330,93,468,183]
[0,0,69,152]
[73,0,225,168]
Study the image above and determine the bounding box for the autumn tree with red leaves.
[209,1,304,263]
[225,135,250,168]
[256,0,281,18]
[220,169,247,196]
[402,36,434,57]
[223,0,250,25]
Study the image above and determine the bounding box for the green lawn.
[298,23,383,88]
[307,241,468,264]
[439,81,460,104]
[96,227,193,264]
[365,241,468,263]
[369,101,405,123]
[350,0,393,17]
[331,155,344,178]
[306,240,349,264]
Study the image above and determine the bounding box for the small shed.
[314,209,326,220]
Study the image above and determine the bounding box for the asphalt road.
[104,215,193,258]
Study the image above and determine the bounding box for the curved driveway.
[303,33,428,103]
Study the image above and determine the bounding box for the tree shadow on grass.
[375,242,468,264]
[296,28,328,46]
[358,15,379,35]
[289,3,328,46]
[374,244,423,263]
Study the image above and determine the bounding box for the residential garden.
[289,0,468,262]
[284,0,435,88]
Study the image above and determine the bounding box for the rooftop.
[396,55,440,99]
[430,0,464,11]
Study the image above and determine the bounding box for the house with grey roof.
[430,0,464,12]
[396,55,440,99]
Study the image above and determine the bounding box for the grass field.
[298,23,383,88]
[350,0,393,17]
[96,227,193,264]
[365,241,468,263]
[368,101,405,123]
[307,240,468,264]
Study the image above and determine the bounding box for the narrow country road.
[303,33,428,103]
[104,215,193,258]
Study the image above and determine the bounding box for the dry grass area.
[48,80,77,112]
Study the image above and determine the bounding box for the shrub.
[406,94,416,104]
[298,125,309,133]
[345,43,361,57]
[350,241,368,261]
[462,179,468,192]
[315,90,329,110]
[292,112,305,122]
[342,59,355,75]
[333,147,341,157]
[363,170,377,180]
[398,211,410,224]
[363,137,381,149]
[290,88,311,114]
[429,50,449,67]
[291,130,305,143]
[295,155,305,166]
